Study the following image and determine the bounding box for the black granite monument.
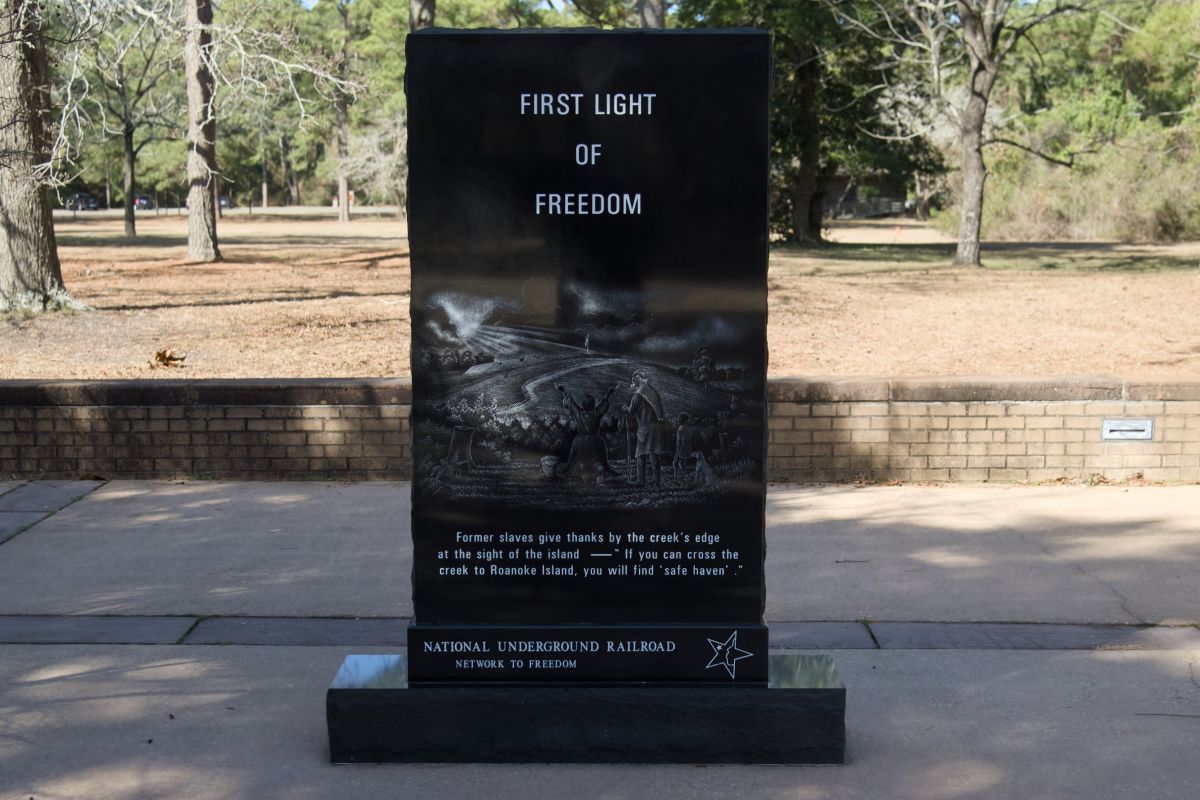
[326,28,845,764]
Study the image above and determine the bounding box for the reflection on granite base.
[326,654,845,764]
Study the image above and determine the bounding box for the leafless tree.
[0,0,79,312]
[177,0,355,255]
[343,109,407,214]
[79,0,179,236]
[834,0,1094,266]
[4,0,352,304]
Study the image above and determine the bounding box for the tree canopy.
[30,0,1200,244]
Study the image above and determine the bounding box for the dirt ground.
[3,211,1199,380]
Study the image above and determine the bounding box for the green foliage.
[678,0,940,241]
[51,0,1199,248]
[565,0,636,28]
[440,0,564,28]
[287,0,588,207]
[140,139,189,198]
[1119,0,1200,118]
[981,118,1200,242]
[977,0,1200,241]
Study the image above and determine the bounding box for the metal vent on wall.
[1101,419,1154,441]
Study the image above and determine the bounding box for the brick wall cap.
[6,376,1200,406]
[1124,382,1200,401]
[768,377,889,403]
[888,376,1123,402]
[0,378,412,407]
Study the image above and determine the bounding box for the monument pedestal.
[327,653,845,764]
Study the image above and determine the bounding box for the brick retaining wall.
[766,377,1200,483]
[1,377,1197,482]
[0,380,411,481]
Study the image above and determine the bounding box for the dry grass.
[3,212,1199,380]
[772,220,1200,378]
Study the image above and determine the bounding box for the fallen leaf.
[149,348,186,369]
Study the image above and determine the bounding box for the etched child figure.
[672,413,693,479]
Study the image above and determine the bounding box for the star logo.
[705,631,753,679]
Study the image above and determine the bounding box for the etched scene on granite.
[412,281,763,511]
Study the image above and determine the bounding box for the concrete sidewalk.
[0,480,1197,799]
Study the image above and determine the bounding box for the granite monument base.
[326,653,845,764]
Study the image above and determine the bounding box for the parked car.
[219,195,235,209]
[65,192,99,211]
[133,195,155,210]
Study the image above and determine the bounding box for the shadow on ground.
[776,241,1200,273]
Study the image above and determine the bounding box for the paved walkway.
[0,481,1197,798]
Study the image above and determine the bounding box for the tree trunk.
[394,112,406,219]
[789,44,823,245]
[954,75,992,266]
[914,173,932,221]
[637,0,664,28]
[184,0,221,262]
[409,0,434,31]
[808,162,835,241]
[790,167,821,244]
[278,138,289,205]
[122,125,137,236]
[0,0,75,312]
[336,94,350,223]
[955,136,985,265]
[335,3,351,223]
[280,136,301,206]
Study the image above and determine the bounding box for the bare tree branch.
[983,135,1095,167]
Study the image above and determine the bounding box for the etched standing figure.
[673,412,693,479]
[623,368,668,486]
[556,382,617,482]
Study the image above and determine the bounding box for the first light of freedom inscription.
[523,92,657,216]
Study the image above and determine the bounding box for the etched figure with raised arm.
[555,382,618,483]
